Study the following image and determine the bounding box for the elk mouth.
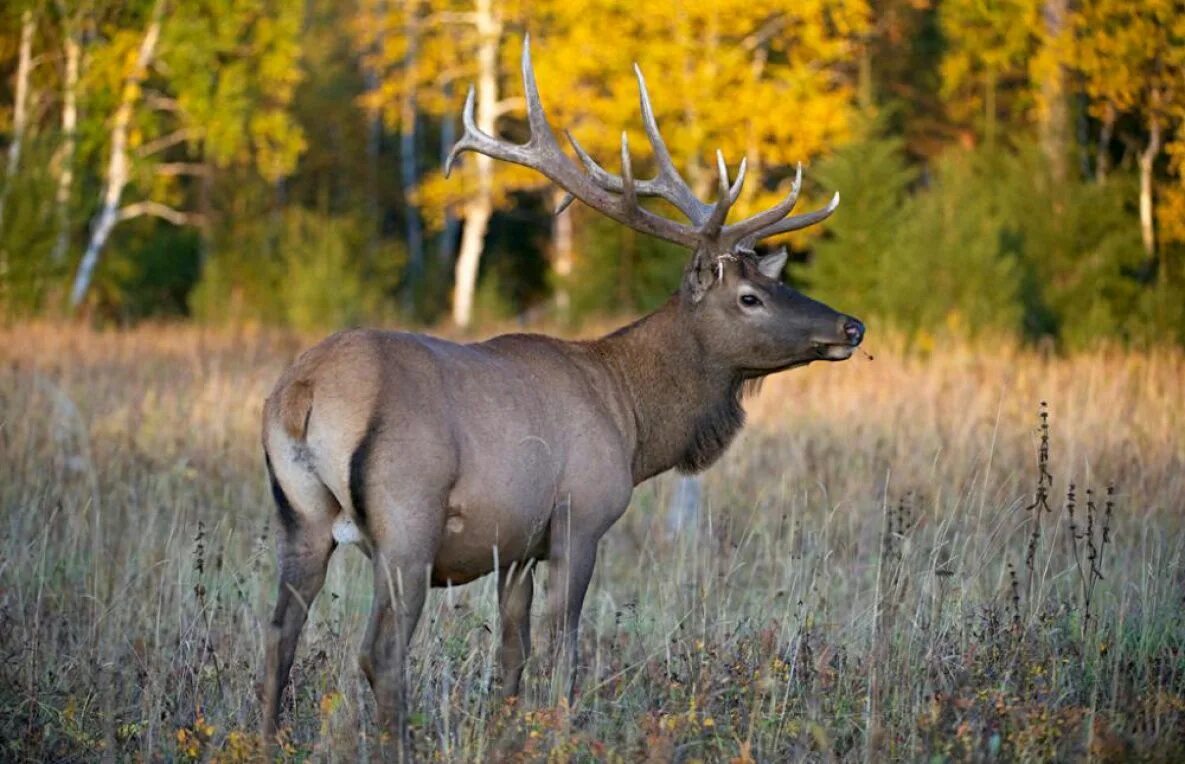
[811,341,857,361]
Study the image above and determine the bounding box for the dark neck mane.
[589,297,747,483]
[676,376,745,473]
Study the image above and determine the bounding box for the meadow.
[1,323,1182,761]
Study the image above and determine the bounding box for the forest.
[3,3,1185,761]
[0,0,1182,345]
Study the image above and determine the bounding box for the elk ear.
[757,247,788,280]
[682,251,716,303]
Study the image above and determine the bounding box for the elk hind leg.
[358,494,440,761]
[261,455,337,744]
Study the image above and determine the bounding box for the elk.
[260,39,864,754]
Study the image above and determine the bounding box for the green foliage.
[994,146,1149,347]
[92,222,202,321]
[803,137,1023,339]
[801,133,918,321]
[0,141,59,318]
[802,133,1181,349]
[567,210,686,321]
[191,208,403,330]
[162,0,306,180]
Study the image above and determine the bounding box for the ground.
[1,323,1182,761]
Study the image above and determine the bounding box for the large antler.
[445,37,837,252]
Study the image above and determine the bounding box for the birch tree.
[70,0,164,308]
[69,0,306,309]
[365,0,524,329]
[0,7,36,241]
[50,4,81,265]
[1072,0,1184,257]
[939,0,1040,149]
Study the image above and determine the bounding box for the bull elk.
[261,39,864,754]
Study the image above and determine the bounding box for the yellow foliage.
[363,0,868,228]
[1070,0,1185,243]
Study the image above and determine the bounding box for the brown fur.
[258,254,863,757]
[277,379,313,440]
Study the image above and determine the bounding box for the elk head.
[446,37,865,376]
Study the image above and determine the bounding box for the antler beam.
[445,37,838,252]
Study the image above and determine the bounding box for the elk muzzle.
[812,315,865,360]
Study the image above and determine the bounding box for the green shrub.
[191,207,403,330]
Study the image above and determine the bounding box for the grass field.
[1,323,1183,761]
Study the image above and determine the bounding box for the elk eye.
[739,293,763,308]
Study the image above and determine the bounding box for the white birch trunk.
[0,9,35,240]
[51,27,81,265]
[1138,114,1161,259]
[70,4,162,310]
[451,0,499,329]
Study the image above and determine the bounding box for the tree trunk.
[1095,102,1115,184]
[438,102,459,266]
[857,40,873,112]
[451,0,500,329]
[399,9,423,312]
[551,188,573,318]
[1038,0,1068,182]
[1138,112,1162,260]
[51,25,81,265]
[453,197,491,329]
[70,3,163,310]
[0,9,35,240]
[984,68,997,150]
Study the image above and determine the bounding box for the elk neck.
[588,295,746,484]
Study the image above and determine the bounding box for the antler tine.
[701,150,744,238]
[566,130,629,192]
[564,127,712,224]
[634,65,712,224]
[720,162,802,239]
[444,82,540,177]
[520,34,558,148]
[620,132,637,209]
[730,157,748,204]
[735,191,840,250]
[555,192,576,215]
[443,86,480,177]
[445,37,703,248]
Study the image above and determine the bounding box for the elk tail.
[276,378,315,441]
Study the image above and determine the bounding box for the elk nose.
[843,318,865,345]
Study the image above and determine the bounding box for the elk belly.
[430,503,550,587]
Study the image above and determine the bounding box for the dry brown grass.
[1,322,1183,761]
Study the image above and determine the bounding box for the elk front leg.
[498,561,536,699]
[546,512,598,706]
